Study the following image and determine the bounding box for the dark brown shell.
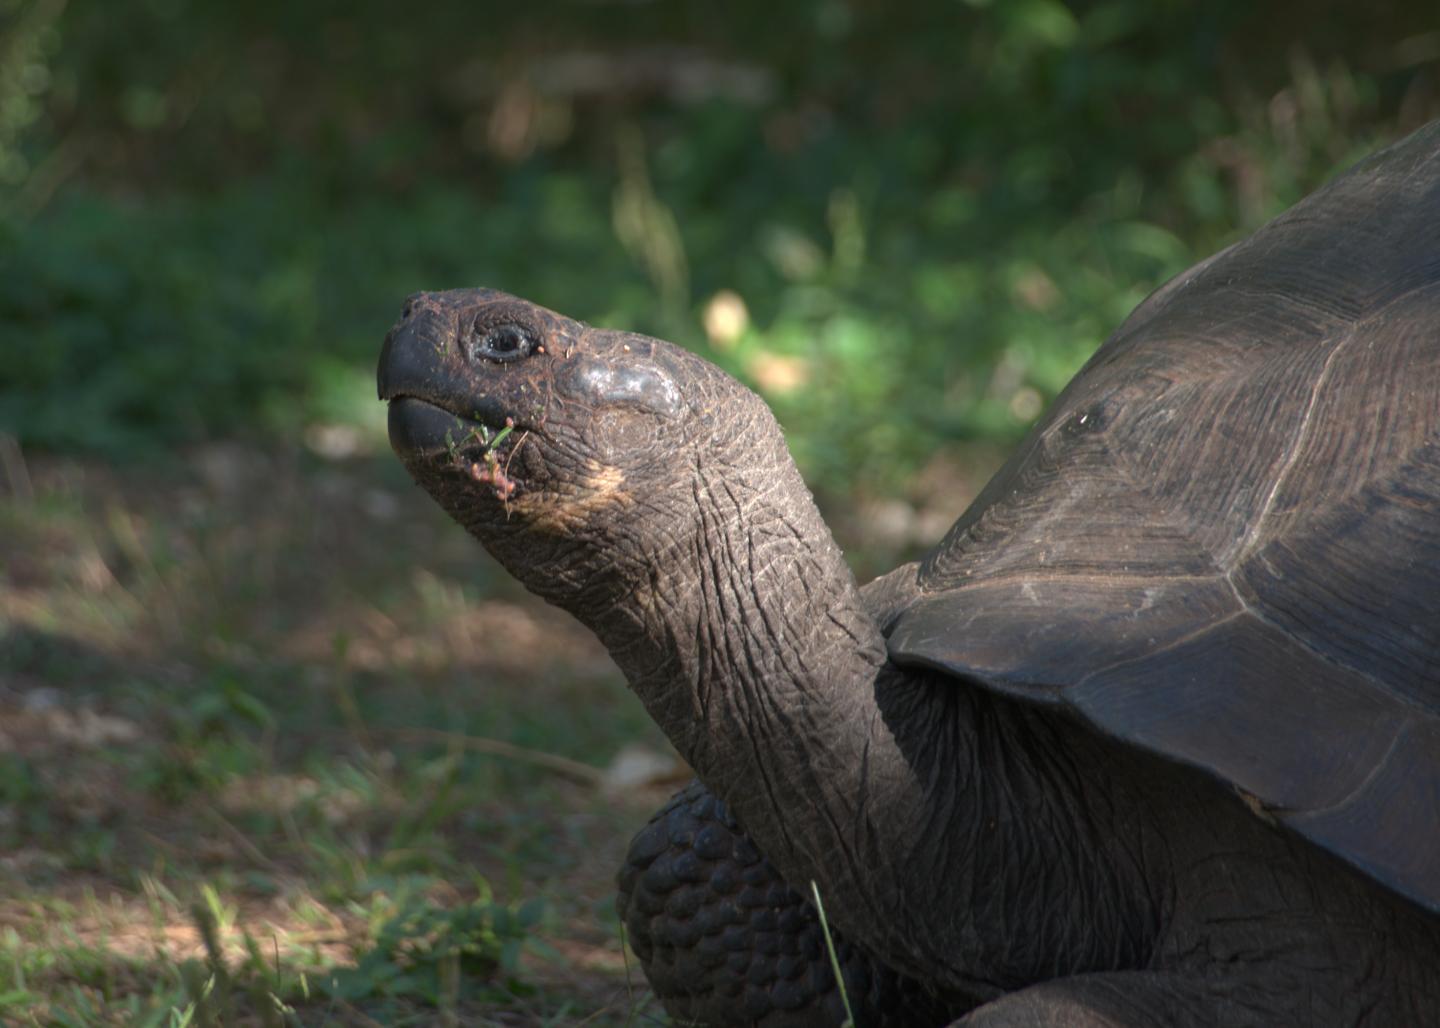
[888,121,1440,914]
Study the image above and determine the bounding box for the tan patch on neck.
[510,461,632,533]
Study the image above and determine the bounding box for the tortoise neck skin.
[377,288,1164,999]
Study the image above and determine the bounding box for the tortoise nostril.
[402,292,425,318]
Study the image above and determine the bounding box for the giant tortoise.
[377,121,1440,1025]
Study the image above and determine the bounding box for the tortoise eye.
[470,323,537,363]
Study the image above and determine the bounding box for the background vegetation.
[1,0,1437,1023]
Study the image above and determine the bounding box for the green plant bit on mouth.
[455,417,519,501]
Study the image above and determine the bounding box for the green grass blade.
[810,880,856,1028]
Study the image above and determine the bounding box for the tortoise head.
[377,288,780,612]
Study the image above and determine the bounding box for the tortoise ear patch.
[558,355,682,418]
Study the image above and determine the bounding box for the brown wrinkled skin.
[380,115,1440,1028]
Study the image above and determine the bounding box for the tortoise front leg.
[619,780,966,1027]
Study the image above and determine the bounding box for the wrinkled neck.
[501,442,1162,1002]
[583,444,911,906]
[676,478,884,756]
[582,441,888,772]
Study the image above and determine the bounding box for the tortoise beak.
[377,303,443,405]
[378,302,479,459]
[386,397,476,459]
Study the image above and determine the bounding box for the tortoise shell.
[889,120,1440,914]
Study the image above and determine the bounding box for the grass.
[810,882,855,1028]
[0,436,704,1025]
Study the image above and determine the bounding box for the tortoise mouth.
[387,397,483,459]
[386,397,519,461]
[387,397,527,503]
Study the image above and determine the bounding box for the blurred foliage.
[0,0,1437,491]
